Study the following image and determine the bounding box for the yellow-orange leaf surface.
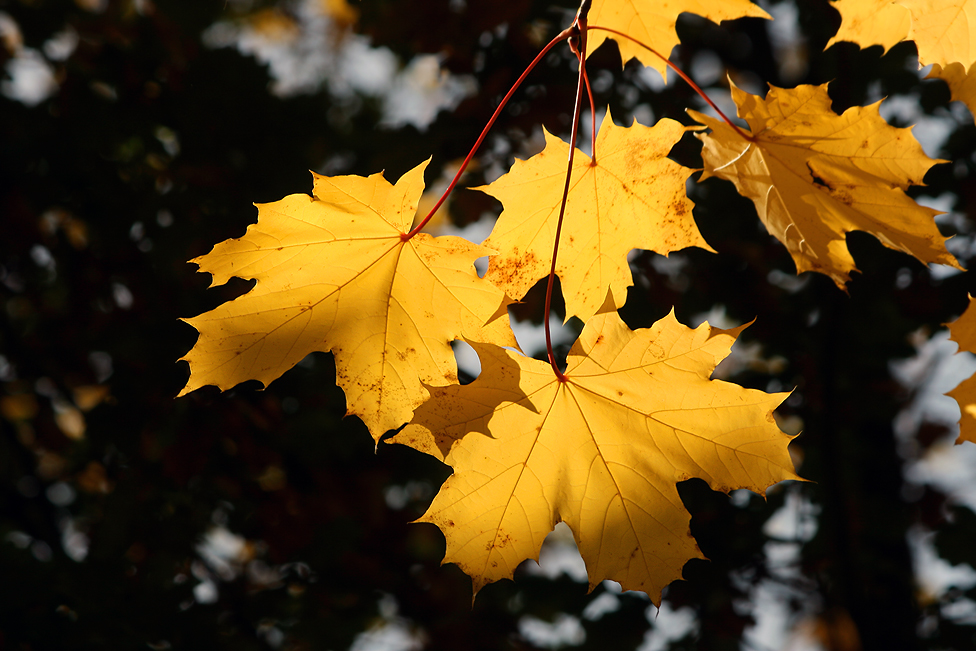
[900,0,976,68]
[479,113,711,322]
[826,0,911,54]
[929,62,976,125]
[392,311,800,602]
[690,82,960,287]
[178,161,516,441]
[827,0,976,68]
[587,0,770,77]
[948,295,976,445]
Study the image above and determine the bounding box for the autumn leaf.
[479,112,711,322]
[948,295,976,445]
[899,0,976,68]
[178,161,516,441]
[929,61,976,125]
[826,0,912,54]
[930,60,976,125]
[689,82,961,287]
[587,0,770,77]
[827,0,976,69]
[392,310,800,601]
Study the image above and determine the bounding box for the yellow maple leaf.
[392,310,800,601]
[689,82,961,287]
[929,61,976,124]
[479,112,712,322]
[178,161,517,441]
[899,0,976,68]
[930,60,976,104]
[587,0,770,77]
[827,0,976,68]
[947,295,976,445]
[826,0,912,54]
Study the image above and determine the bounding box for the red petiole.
[403,30,572,240]
[409,3,746,383]
[541,6,590,382]
[586,25,753,142]
[581,61,597,161]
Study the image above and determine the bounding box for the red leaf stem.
[587,25,753,142]
[543,24,590,383]
[581,59,597,161]
[403,31,572,240]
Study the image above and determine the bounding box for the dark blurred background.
[2,0,976,649]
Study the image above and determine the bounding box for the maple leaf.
[391,310,800,601]
[899,0,976,68]
[825,0,912,54]
[479,112,711,322]
[587,0,770,77]
[929,61,976,125]
[827,0,976,69]
[947,295,976,445]
[689,82,961,287]
[178,161,517,441]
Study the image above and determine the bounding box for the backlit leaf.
[827,0,976,68]
[587,0,770,77]
[689,82,961,287]
[948,295,976,445]
[392,310,800,602]
[900,0,976,68]
[479,112,711,322]
[826,0,911,54]
[178,161,516,441]
[929,62,976,125]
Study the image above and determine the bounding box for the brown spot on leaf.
[830,186,855,207]
[487,532,514,551]
[486,250,538,287]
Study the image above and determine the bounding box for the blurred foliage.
[2,0,976,649]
